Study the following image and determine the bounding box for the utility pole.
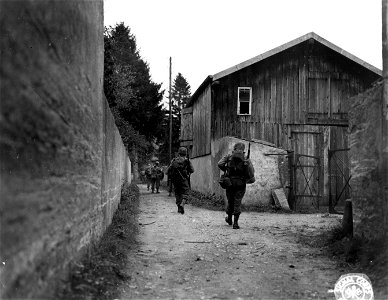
[169,57,172,162]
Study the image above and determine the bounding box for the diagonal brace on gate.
[299,163,319,196]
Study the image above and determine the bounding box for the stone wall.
[347,0,387,242]
[0,1,131,298]
[190,137,286,208]
[190,155,214,194]
[382,0,388,242]
[348,82,385,241]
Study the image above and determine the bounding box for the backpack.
[227,154,250,187]
[170,157,188,184]
[156,168,164,180]
[150,167,158,179]
[145,167,152,178]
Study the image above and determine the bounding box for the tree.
[104,23,166,167]
[172,73,191,112]
[171,73,191,153]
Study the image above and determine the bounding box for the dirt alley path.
[117,184,344,299]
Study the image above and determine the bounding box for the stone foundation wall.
[0,1,131,298]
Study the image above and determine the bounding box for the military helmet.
[178,147,187,156]
[233,142,245,152]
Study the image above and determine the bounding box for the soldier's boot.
[233,214,240,229]
[225,214,232,225]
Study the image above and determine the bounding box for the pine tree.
[171,73,191,153]
[172,73,191,112]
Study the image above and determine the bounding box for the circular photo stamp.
[334,273,374,300]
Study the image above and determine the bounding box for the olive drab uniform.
[145,164,152,190]
[170,148,194,214]
[167,164,174,196]
[150,163,164,193]
[218,148,255,229]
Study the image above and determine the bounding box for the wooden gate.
[290,129,323,210]
[328,148,351,212]
[293,153,322,210]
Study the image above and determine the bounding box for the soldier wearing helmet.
[168,147,194,214]
[218,142,255,229]
[150,160,164,193]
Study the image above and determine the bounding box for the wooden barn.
[181,32,381,209]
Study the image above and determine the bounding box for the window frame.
[237,87,252,115]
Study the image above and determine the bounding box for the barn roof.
[189,32,382,106]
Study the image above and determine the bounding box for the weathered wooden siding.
[180,106,193,142]
[185,37,380,208]
[210,40,380,207]
[192,85,211,157]
[212,40,380,153]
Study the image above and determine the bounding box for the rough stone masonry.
[0,1,131,298]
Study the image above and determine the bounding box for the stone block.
[272,188,291,211]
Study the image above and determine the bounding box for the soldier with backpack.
[169,147,194,214]
[150,161,164,193]
[218,142,255,229]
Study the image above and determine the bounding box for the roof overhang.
[187,75,213,107]
[213,32,382,81]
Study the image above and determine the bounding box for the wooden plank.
[328,76,331,117]
[272,188,291,210]
[278,57,284,124]
[274,63,280,123]
[193,99,198,157]
[289,59,294,124]
[205,86,211,154]
[260,75,265,123]
[293,58,297,123]
[301,60,307,123]
[265,69,271,123]
[282,60,288,123]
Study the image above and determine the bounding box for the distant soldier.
[169,147,194,214]
[150,161,164,193]
[139,168,146,183]
[145,163,152,190]
[167,152,178,197]
[218,142,255,229]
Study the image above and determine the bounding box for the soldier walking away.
[150,161,164,193]
[218,142,255,229]
[145,163,152,191]
[167,152,178,197]
[139,168,146,183]
[170,147,194,214]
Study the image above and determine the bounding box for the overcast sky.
[104,0,382,102]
